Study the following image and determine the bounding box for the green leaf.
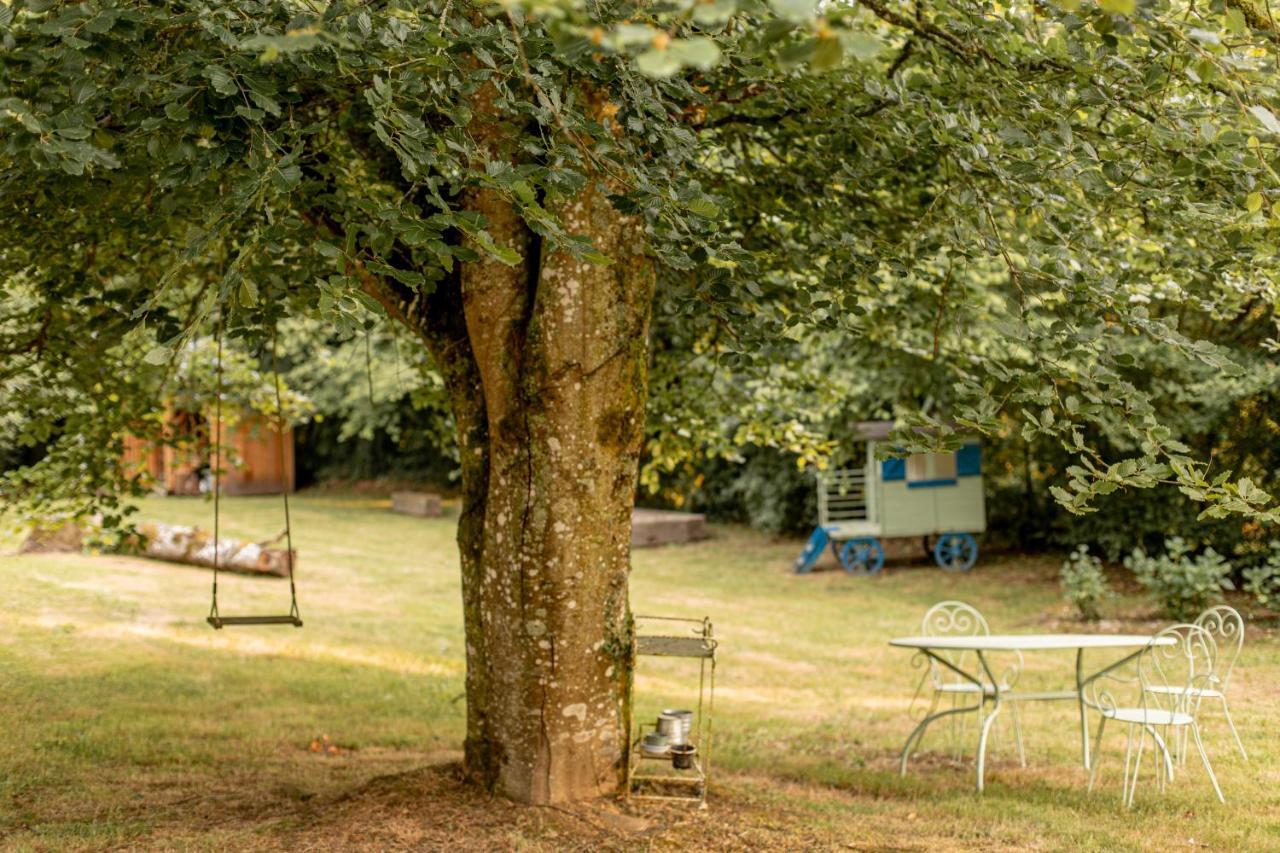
[842,32,883,62]
[1248,105,1280,135]
[693,0,738,26]
[613,24,657,47]
[164,102,189,122]
[811,36,842,70]
[772,0,816,23]
[204,65,239,96]
[313,240,343,259]
[241,27,324,63]
[249,91,281,117]
[510,180,537,205]
[668,37,722,71]
[471,232,521,266]
[1098,0,1135,14]
[687,198,720,218]
[580,250,614,266]
[636,49,681,78]
[238,278,258,307]
[1246,191,1264,213]
[143,346,173,365]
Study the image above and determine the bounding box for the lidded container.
[657,709,694,745]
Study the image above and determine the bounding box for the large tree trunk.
[350,74,655,802]
[366,172,655,803]
[456,179,655,803]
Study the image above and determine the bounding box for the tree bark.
[348,73,655,802]
[456,179,655,803]
[364,177,654,803]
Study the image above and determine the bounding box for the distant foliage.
[276,319,456,488]
[676,449,816,535]
[1060,545,1111,621]
[1125,538,1234,621]
[1242,542,1280,609]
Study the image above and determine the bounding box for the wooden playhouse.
[122,407,295,497]
[794,420,986,574]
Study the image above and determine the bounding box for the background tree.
[3,0,1278,803]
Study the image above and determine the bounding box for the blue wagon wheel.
[839,537,886,575]
[933,532,979,572]
[794,526,831,574]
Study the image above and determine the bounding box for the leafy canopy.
[1,0,1278,525]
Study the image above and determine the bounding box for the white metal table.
[890,633,1174,792]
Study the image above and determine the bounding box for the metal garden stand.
[626,615,717,807]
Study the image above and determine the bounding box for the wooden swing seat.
[207,615,303,629]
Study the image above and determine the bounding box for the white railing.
[818,468,869,526]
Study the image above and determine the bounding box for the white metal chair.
[916,601,1026,766]
[1144,606,1247,765]
[1086,624,1224,808]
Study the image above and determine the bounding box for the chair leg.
[950,692,961,758]
[1148,727,1162,794]
[1126,725,1146,809]
[1219,695,1248,762]
[1087,716,1108,793]
[1146,725,1172,794]
[1190,722,1225,804]
[919,690,940,753]
[1121,723,1135,804]
[1156,737,1166,793]
[1009,701,1027,768]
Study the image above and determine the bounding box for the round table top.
[889,633,1175,651]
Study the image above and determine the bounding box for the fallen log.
[136,521,295,578]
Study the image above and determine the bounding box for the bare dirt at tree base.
[37,755,994,852]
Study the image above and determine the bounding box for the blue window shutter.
[957,443,982,477]
[882,458,905,481]
[907,478,958,489]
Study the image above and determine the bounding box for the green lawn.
[2,495,1278,850]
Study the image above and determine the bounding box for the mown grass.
[2,494,1278,851]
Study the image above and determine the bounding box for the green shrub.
[1242,542,1280,608]
[1124,537,1234,621]
[1060,545,1111,621]
[674,448,816,535]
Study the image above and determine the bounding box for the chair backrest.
[1139,624,1218,714]
[1194,605,1244,690]
[920,601,990,687]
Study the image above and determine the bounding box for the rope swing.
[207,320,303,629]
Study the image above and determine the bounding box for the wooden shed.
[123,408,295,497]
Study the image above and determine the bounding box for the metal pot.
[657,709,693,745]
[641,731,670,757]
[670,743,697,770]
